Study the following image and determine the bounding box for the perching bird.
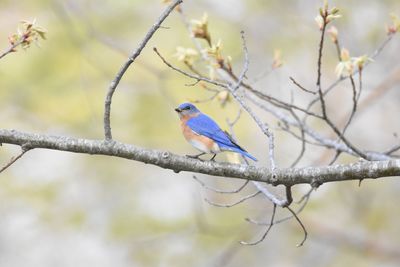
[174,102,257,161]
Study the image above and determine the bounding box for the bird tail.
[241,151,257,161]
[221,131,257,161]
[223,146,257,161]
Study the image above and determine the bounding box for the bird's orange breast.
[179,115,219,153]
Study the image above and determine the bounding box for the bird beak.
[174,108,182,113]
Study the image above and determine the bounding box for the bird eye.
[185,106,191,110]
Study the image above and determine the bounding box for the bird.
[174,102,257,161]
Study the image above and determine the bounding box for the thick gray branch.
[1,129,399,186]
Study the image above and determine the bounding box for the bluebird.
[174,102,257,161]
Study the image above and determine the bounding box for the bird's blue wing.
[186,114,233,147]
[186,114,257,161]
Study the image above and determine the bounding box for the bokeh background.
[0,0,400,266]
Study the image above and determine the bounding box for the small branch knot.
[162,151,170,159]
[270,173,279,186]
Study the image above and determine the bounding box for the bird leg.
[186,152,206,160]
[210,154,217,161]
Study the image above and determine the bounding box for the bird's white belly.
[188,139,220,154]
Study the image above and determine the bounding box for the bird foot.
[209,154,217,162]
[186,154,205,161]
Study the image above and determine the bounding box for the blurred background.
[0,0,399,266]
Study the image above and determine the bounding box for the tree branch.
[247,94,392,161]
[1,129,399,185]
[103,0,182,140]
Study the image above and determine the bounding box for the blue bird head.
[175,103,200,117]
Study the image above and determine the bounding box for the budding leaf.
[191,13,211,46]
[327,26,339,43]
[174,46,198,66]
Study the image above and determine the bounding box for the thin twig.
[231,31,249,92]
[219,60,324,119]
[288,105,307,167]
[205,191,261,207]
[305,34,394,112]
[356,69,363,102]
[193,175,249,194]
[250,89,324,119]
[316,12,327,90]
[247,94,392,160]
[227,109,243,128]
[341,74,358,135]
[154,47,227,88]
[246,187,313,226]
[334,40,341,61]
[324,75,359,167]
[325,114,368,159]
[103,0,182,140]
[327,151,342,165]
[369,34,394,60]
[384,144,400,155]
[226,31,276,169]
[185,79,201,87]
[191,91,220,104]
[276,123,323,147]
[185,61,203,76]
[0,146,30,173]
[290,77,316,95]
[251,67,274,83]
[0,37,27,60]
[295,187,314,204]
[286,206,308,247]
[240,204,277,245]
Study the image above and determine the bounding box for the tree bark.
[1,129,399,186]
